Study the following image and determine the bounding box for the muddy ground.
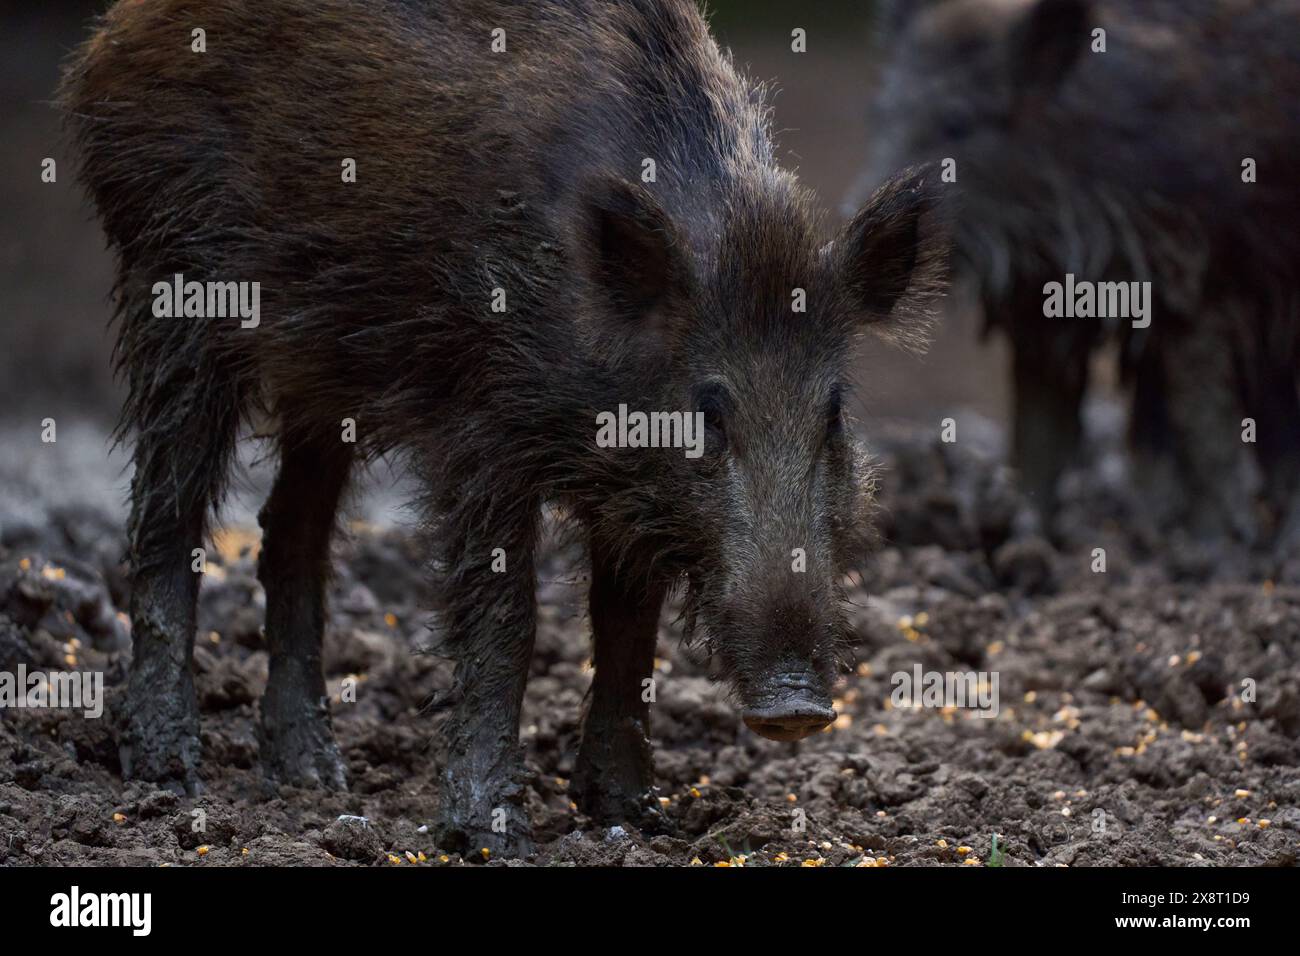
[2,413,1298,869]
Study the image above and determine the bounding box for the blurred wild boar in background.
[862,0,1300,565]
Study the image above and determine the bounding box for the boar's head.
[571,165,947,741]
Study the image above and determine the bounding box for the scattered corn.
[1023,729,1065,750]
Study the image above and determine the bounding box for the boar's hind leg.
[570,540,669,827]
[436,502,540,858]
[120,364,243,793]
[1158,311,1256,547]
[255,427,353,789]
[1009,316,1091,526]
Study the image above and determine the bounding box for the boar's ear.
[828,164,950,351]
[1008,0,1091,94]
[575,176,692,355]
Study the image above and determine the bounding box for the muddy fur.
[864,0,1300,549]
[60,0,947,854]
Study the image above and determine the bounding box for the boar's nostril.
[742,697,836,743]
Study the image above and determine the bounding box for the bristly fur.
[60,0,948,837]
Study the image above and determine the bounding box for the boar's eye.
[694,381,730,451]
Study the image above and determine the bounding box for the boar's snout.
[741,674,836,742]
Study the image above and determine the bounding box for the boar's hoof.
[257,704,348,791]
[437,737,536,859]
[620,790,674,835]
[571,716,664,828]
[571,755,670,832]
[117,683,203,796]
[437,806,535,861]
[573,784,671,832]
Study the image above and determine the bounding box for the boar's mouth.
[740,676,836,742]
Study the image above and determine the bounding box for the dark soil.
[2,418,1298,868]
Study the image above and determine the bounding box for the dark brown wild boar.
[863,0,1300,561]
[60,0,947,855]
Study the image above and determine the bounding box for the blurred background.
[0,0,1006,528]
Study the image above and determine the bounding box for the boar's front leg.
[119,351,244,793]
[571,539,669,827]
[1005,288,1092,523]
[436,504,540,859]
